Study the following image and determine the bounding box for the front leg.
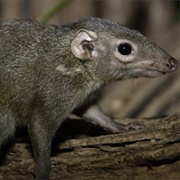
[28,122,51,179]
[82,105,144,133]
[28,115,60,179]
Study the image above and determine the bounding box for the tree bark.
[0,113,180,180]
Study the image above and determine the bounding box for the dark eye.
[118,43,132,55]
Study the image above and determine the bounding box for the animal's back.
[0,20,41,106]
[0,19,66,102]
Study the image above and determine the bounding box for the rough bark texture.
[0,113,180,179]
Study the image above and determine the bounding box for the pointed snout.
[166,57,178,72]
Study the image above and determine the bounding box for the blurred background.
[0,0,179,118]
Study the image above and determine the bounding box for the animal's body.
[0,18,178,179]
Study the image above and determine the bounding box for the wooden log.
[0,113,180,179]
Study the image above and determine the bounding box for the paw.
[102,122,145,134]
[124,122,145,131]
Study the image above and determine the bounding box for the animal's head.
[71,18,178,82]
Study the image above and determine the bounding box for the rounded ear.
[71,29,98,60]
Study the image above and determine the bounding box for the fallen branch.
[0,113,180,179]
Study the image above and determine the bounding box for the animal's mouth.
[132,68,167,78]
[132,57,178,77]
[146,69,168,77]
[144,69,167,75]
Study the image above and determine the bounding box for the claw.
[124,122,145,131]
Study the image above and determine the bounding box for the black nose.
[166,57,178,72]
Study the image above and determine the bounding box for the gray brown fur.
[0,18,178,179]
